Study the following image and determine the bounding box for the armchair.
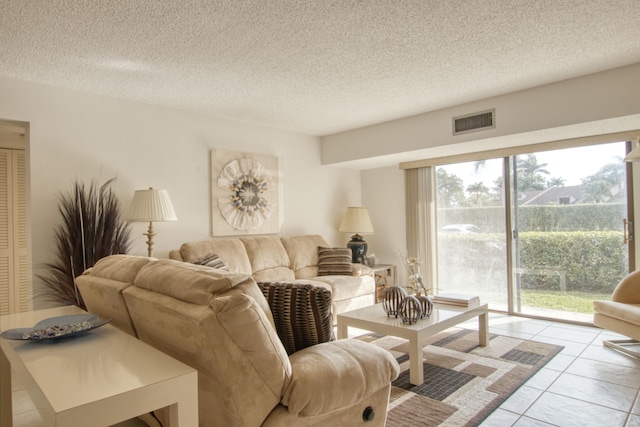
[593,270,640,358]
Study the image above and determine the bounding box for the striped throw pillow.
[257,282,335,355]
[317,247,352,276]
[193,253,228,270]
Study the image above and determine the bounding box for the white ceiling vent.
[452,109,495,135]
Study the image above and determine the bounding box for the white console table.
[0,306,198,427]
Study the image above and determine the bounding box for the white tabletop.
[1,306,198,426]
[338,301,488,334]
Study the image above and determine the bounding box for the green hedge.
[439,203,626,232]
[438,231,627,294]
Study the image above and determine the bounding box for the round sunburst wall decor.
[217,158,274,230]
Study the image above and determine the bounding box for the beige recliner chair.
[77,255,400,426]
[593,270,640,358]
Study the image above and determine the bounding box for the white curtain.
[404,167,437,293]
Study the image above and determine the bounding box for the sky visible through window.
[442,142,626,188]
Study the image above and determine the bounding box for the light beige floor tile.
[543,353,575,372]
[513,416,557,426]
[548,372,637,412]
[566,358,640,388]
[528,335,588,357]
[499,385,544,414]
[490,329,535,340]
[478,408,521,426]
[535,325,599,344]
[630,391,640,415]
[599,330,633,341]
[522,368,561,391]
[524,392,628,427]
[548,322,602,333]
[490,321,551,336]
[628,413,640,426]
[581,344,640,369]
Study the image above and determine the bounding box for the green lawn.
[519,289,611,313]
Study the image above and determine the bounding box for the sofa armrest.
[281,339,399,417]
[352,263,373,276]
[612,270,640,304]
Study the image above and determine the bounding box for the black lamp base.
[346,234,368,264]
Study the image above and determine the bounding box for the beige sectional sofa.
[169,234,376,323]
[76,255,399,427]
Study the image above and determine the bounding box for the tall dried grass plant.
[37,178,132,309]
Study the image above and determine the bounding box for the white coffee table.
[0,306,198,427]
[337,301,489,386]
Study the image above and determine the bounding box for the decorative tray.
[0,314,111,340]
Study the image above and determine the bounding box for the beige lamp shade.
[125,188,178,222]
[339,207,375,234]
[125,188,177,257]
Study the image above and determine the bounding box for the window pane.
[435,159,508,309]
[512,142,629,322]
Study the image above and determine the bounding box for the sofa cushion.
[193,252,228,270]
[76,255,156,336]
[310,274,375,302]
[241,236,295,282]
[257,282,334,355]
[84,254,156,283]
[317,247,352,276]
[212,293,292,395]
[281,235,330,279]
[177,238,252,275]
[282,339,400,417]
[135,260,251,304]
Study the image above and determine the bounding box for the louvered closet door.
[0,148,30,315]
[0,149,12,314]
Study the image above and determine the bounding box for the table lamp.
[124,187,177,257]
[339,207,375,263]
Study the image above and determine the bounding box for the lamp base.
[346,234,368,264]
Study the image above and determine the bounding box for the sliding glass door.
[434,141,632,322]
[511,143,629,322]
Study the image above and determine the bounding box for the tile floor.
[10,313,640,427]
[465,314,640,427]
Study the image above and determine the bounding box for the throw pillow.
[193,253,228,270]
[257,282,335,355]
[317,246,352,276]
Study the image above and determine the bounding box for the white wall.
[321,63,640,168]
[0,77,362,305]
[361,165,406,272]
[323,63,640,283]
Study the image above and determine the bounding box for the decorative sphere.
[383,286,408,317]
[417,295,433,318]
[400,296,423,324]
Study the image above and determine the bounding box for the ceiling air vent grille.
[453,109,495,135]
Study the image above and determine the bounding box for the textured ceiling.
[2,1,640,136]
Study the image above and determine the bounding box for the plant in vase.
[37,177,132,309]
[400,253,429,296]
[399,252,433,318]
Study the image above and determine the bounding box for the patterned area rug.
[357,328,563,426]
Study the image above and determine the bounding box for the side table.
[370,264,397,303]
[0,306,198,427]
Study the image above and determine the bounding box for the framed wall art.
[211,149,283,236]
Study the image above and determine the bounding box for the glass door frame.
[428,136,637,324]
